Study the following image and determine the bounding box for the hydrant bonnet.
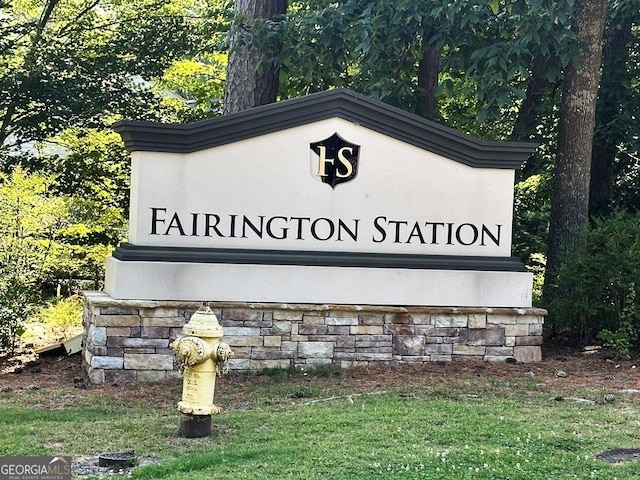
[182,306,223,338]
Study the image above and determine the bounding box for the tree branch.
[0,0,61,148]
[54,0,102,38]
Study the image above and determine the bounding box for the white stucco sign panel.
[129,118,513,257]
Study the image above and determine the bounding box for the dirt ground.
[2,341,640,409]
[4,341,640,479]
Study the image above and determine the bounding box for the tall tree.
[589,6,634,215]
[510,56,553,142]
[223,0,288,114]
[543,0,608,312]
[417,43,441,121]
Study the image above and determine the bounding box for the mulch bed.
[2,341,640,409]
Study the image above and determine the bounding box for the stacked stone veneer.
[82,291,546,384]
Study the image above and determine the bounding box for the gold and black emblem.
[310,133,360,189]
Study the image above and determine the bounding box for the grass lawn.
[2,355,640,479]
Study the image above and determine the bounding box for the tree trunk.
[510,56,551,142]
[417,43,440,121]
[589,18,633,216]
[223,0,288,115]
[543,0,608,315]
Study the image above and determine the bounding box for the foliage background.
[0,0,639,352]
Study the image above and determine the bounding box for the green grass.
[132,394,640,480]
[2,371,640,479]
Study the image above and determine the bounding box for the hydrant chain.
[216,343,234,376]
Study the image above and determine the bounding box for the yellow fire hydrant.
[170,305,233,438]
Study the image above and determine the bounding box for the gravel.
[73,456,161,477]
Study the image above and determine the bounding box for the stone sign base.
[82,291,545,384]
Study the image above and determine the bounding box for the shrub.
[0,167,66,354]
[0,283,32,356]
[33,296,83,342]
[552,212,640,352]
[0,167,120,354]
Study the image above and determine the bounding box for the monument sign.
[82,89,544,384]
[107,88,536,307]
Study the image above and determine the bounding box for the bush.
[32,296,83,342]
[0,283,32,356]
[552,212,640,352]
[0,167,65,354]
[0,167,121,354]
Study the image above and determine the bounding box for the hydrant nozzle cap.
[182,306,224,338]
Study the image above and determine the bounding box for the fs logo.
[310,133,360,189]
